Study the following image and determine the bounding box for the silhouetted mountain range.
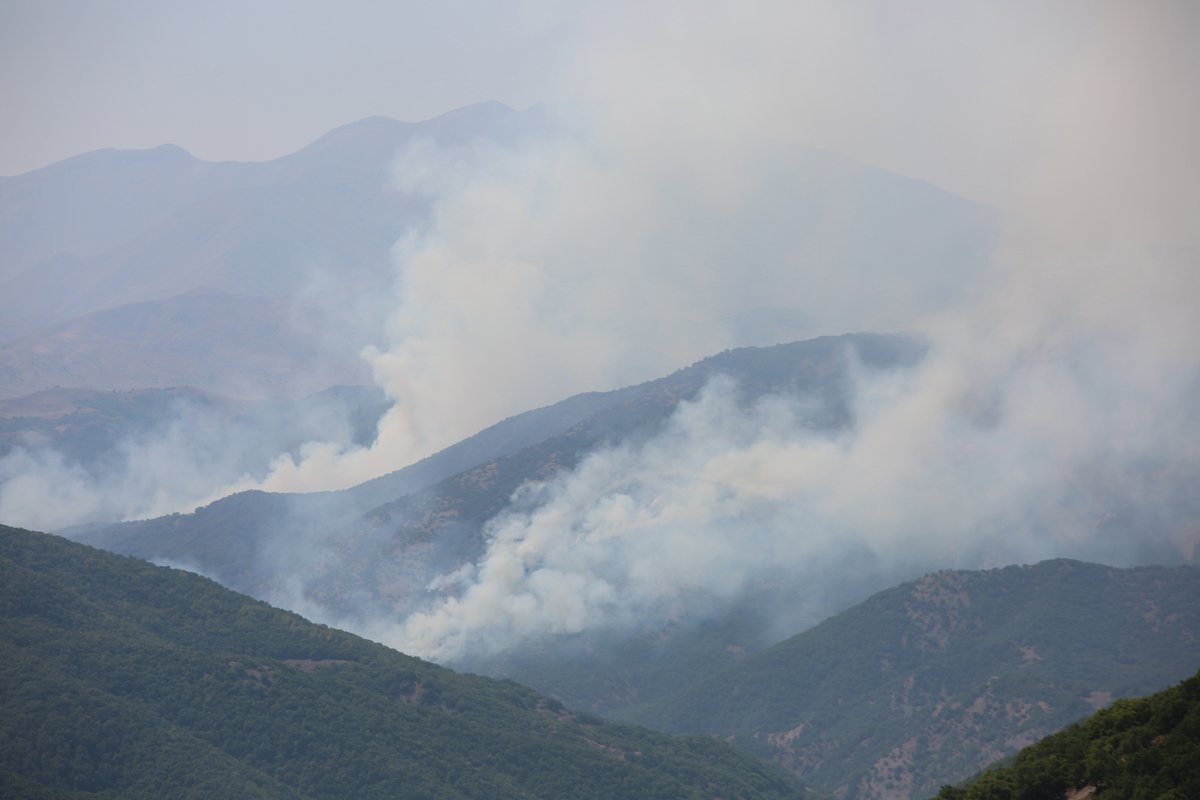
[0,102,540,340]
[0,101,997,401]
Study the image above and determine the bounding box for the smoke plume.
[372,1,1200,660]
[1,2,1195,667]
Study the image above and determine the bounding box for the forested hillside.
[0,524,810,800]
[934,669,1200,799]
[618,560,1200,799]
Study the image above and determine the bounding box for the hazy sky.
[0,0,1141,206]
[0,0,578,174]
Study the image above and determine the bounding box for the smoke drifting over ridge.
[235,2,1195,504]
[0,388,386,531]
[366,2,1200,660]
[0,2,1196,664]
[231,2,1030,494]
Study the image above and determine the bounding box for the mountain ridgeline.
[75,334,926,708]
[66,333,1200,800]
[0,524,811,800]
[0,103,553,400]
[77,333,924,627]
[0,100,998,401]
[614,559,1200,800]
[0,102,544,340]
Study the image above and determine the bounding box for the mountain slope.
[934,669,1200,799]
[0,287,371,399]
[615,559,1200,800]
[68,335,922,723]
[0,102,546,341]
[0,102,997,411]
[0,384,386,488]
[78,334,923,617]
[68,333,1200,732]
[0,524,811,800]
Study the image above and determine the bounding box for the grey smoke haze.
[386,328,1197,661]
[367,1,1200,660]
[0,2,1196,664]
[0,388,385,531]
[232,1,1195,490]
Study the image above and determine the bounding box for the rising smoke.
[0,2,1195,665]
[0,387,385,531]
[374,1,1200,660]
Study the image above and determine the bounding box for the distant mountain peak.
[84,141,197,165]
[142,142,193,158]
[276,100,534,176]
[8,140,200,180]
[428,98,516,120]
[298,114,410,151]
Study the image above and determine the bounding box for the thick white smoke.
[378,1,1200,660]
[230,2,1027,494]
[3,2,1032,513]
[388,333,1197,661]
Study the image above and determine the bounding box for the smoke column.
[375,1,1200,660]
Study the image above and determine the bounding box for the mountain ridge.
[0,287,370,399]
[614,558,1200,800]
[75,334,922,609]
[0,101,550,340]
